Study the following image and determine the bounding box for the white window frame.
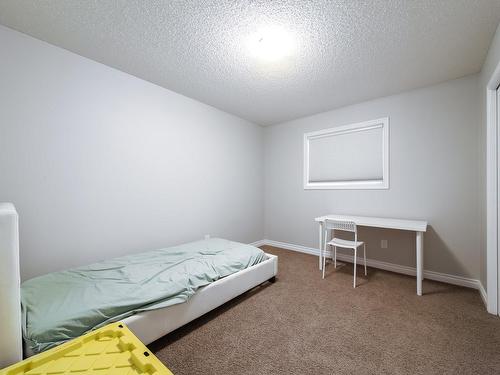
[303,117,389,190]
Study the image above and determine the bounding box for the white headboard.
[0,203,23,368]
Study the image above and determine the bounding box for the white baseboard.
[254,239,484,294]
[479,282,488,307]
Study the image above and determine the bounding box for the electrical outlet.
[381,239,388,249]
[204,234,210,240]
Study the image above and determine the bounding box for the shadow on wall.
[333,225,470,278]
[424,226,470,278]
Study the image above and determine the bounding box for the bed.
[0,203,278,368]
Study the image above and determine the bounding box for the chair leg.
[363,244,367,276]
[353,247,357,288]
[322,246,327,279]
[334,246,337,268]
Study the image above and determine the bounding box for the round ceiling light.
[246,25,295,63]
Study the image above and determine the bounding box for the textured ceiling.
[1,1,500,126]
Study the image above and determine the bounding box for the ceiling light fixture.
[246,25,295,63]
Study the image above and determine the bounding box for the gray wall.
[0,23,491,284]
[265,75,481,279]
[479,23,500,289]
[0,26,265,281]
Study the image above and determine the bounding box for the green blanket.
[21,238,265,354]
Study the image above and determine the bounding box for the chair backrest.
[324,219,357,233]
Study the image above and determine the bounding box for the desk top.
[314,214,427,232]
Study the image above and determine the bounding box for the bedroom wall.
[264,75,481,280]
[0,25,265,281]
[479,23,500,291]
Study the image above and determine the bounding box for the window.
[303,117,389,190]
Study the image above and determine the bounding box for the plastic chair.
[322,219,367,288]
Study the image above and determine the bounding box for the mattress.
[21,238,265,354]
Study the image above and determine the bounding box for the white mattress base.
[123,253,278,345]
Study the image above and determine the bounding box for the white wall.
[265,75,481,279]
[0,25,265,281]
[479,23,500,290]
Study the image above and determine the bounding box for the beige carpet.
[150,246,500,375]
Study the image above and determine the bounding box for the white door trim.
[486,62,500,315]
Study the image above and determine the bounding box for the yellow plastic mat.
[0,322,173,375]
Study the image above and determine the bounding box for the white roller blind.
[304,118,389,189]
[308,126,383,182]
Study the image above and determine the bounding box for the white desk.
[315,214,428,295]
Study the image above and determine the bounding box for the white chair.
[322,219,367,288]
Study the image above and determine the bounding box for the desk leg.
[319,222,324,270]
[416,231,424,296]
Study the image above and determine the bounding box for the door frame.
[486,62,500,315]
